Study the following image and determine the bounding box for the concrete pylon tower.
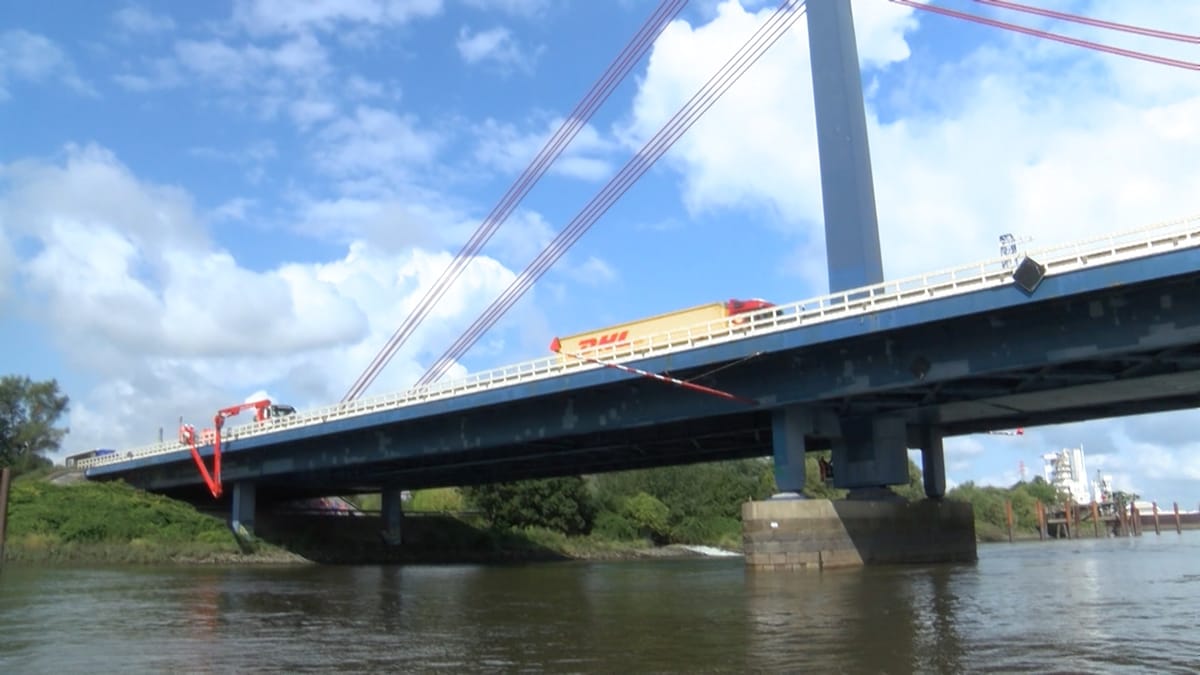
[806,0,884,292]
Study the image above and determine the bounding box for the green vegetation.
[0,375,69,477]
[1,477,288,564]
[464,476,595,534]
[945,476,1060,542]
[456,453,929,551]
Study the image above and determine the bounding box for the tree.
[463,476,595,535]
[621,492,670,543]
[1020,476,1060,504]
[0,376,69,475]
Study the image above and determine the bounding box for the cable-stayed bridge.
[82,215,1200,503]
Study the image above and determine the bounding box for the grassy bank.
[2,478,301,564]
[0,477,714,565]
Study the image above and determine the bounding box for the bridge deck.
[82,214,1200,477]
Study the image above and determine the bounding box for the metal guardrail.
[80,213,1200,471]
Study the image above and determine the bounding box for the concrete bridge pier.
[380,486,404,546]
[770,407,809,497]
[831,415,909,499]
[745,410,975,570]
[230,481,256,544]
[912,425,947,500]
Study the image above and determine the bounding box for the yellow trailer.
[552,299,774,361]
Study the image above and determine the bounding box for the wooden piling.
[1174,502,1182,534]
[1152,502,1161,535]
[1005,499,1014,543]
[0,467,11,564]
[1091,501,1100,538]
[1036,501,1046,540]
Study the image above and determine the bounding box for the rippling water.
[2,533,1198,673]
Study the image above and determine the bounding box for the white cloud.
[623,0,1200,291]
[0,30,95,100]
[293,192,451,251]
[112,5,176,35]
[0,145,524,455]
[473,116,616,181]
[562,256,617,286]
[112,58,183,91]
[313,106,444,179]
[290,96,339,128]
[462,0,550,17]
[232,0,443,35]
[456,25,538,73]
[210,198,255,222]
[345,74,388,99]
[175,34,331,89]
[0,213,15,305]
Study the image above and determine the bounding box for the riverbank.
[0,478,734,565]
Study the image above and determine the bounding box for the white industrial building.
[1042,446,1112,504]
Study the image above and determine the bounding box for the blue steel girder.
[90,248,1200,501]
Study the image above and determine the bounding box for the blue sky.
[2,1,1199,505]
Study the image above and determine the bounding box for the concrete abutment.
[742,498,976,571]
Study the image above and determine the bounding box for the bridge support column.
[771,407,808,496]
[831,415,909,499]
[914,426,947,500]
[381,486,404,546]
[743,414,975,569]
[230,481,256,543]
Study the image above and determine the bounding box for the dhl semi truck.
[552,298,775,359]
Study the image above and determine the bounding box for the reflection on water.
[2,534,1198,672]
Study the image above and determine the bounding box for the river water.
[2,534,1198,673]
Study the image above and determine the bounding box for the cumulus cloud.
[112,5,176,35]
[0,29,95,100]
[472,116,616,181]
[456,26,539,73]
[175,34,331,89]
[0,145,523,454]
[312,106,445,180]
[232,0,443,35]
[461,0,550,17]
[624,0,1200,287]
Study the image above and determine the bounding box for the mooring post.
[1152,502,1161,535]
[1174,502,1182,534]
[0,467,11,564]
[1091,502,1100,538]
[1035,501,1045,540]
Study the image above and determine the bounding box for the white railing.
[80,213,1200,471]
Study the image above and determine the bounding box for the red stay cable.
[891,0,1199,71]
[416,0,808,386]
[974,0,1200,44]
[342,0,689,402]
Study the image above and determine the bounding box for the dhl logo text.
[578,330,629,349]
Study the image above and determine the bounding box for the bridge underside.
[94,262,1200,507]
